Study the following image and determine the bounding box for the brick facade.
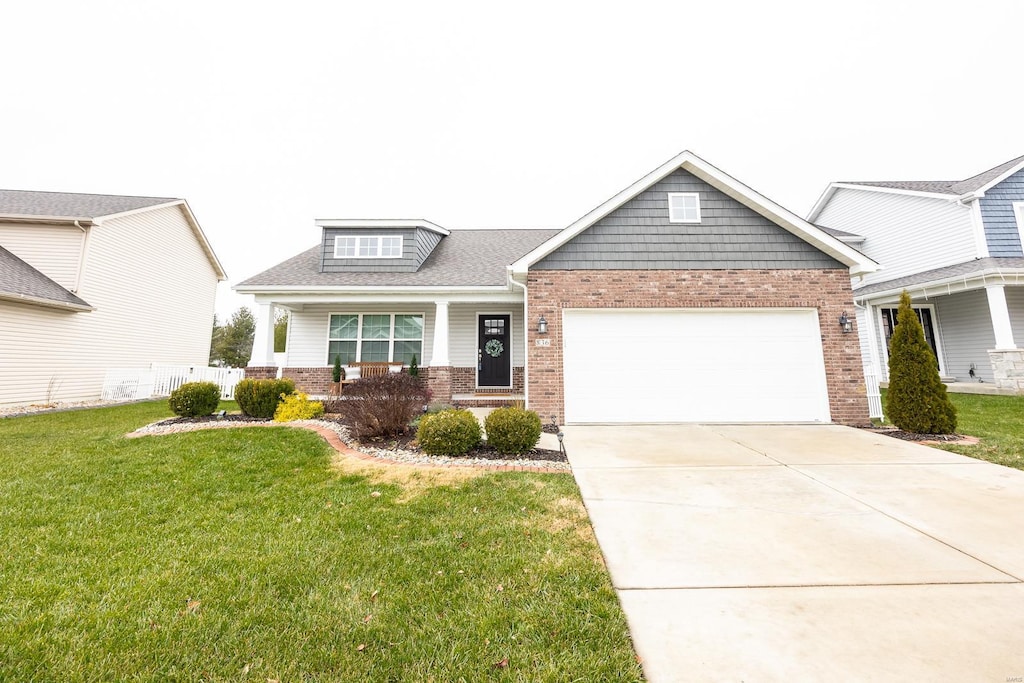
[244,366,278,380]
[281,367,334,395]
[526,269,870,427]
[450,367,525,395]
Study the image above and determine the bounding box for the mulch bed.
[864,427,979,445]
[156,413,567,463]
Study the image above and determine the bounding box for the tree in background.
[210,307,256,368]
[274,309,288,353]
[886,291,957,434]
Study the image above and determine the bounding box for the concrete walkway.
[565,424,1024,682]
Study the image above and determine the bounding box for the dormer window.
[334,235,403,258]
[668,193,701,223]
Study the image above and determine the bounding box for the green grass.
[0,402,642,682]
[881,389,1024,471]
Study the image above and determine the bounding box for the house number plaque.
[535,338,551,347]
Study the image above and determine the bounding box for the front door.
[478,314,511,387]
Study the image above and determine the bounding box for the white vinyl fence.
[864,365,883,420]
[102,365,245,401]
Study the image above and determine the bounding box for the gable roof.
[0,245,92,311]
[510,150,878,277]
[0,189,177,222]
[809,154,1024,220]
[236,229,559,291]
[0,189,227,281]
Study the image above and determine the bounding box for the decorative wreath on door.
[484,339,504,358]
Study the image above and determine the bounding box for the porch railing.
[101,365,245,401]
[864,365,883,420]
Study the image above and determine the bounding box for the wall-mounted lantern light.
[839,311,853,333]
[537,315,548,334]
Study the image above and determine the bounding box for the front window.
[880,306,940,367]
[334,235,403,258]
[328,313,423,365]
[668,192,701,223]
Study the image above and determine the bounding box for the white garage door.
[562,309,831,423]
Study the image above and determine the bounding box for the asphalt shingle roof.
[0,189,177,219]
[237,229,560,288]
[0,245,91,309]
[854,257,1024,297]
[840,154,1024,196]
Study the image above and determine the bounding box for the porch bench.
[335,362,403,394]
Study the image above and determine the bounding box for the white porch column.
[986,285,1016,349]
[248,302,277,366]
[431,301,450,366]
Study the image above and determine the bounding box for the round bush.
[168,381,221,417]
[234,378,296,418]
[273,392,325,422]
[484,407,542,454]
[416,409,481,455]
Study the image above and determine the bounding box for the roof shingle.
[0,189,177,219]
[0,246,91,309]
[841,154,1024,196]
[237,229,560,288]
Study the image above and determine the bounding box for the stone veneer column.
[988,350,1024,392]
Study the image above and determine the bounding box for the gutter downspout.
[508,269,529,407]
[72,220,92,294]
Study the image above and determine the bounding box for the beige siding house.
[0,190,225,406]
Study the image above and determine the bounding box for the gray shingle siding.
[533,169,843,270]
[980,168,1024,257]
[320,226,445,273]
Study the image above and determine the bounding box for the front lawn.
[882,390,1024,471]
[0,402,642,681]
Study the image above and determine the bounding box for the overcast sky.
[3,0,1022,317]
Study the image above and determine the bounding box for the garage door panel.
[563,309,830,423]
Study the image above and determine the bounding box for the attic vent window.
[334,235,403,259]
[668,193,701,223]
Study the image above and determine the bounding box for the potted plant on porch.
[330,355,345,395]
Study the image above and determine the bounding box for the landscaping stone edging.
[127,419,570,474]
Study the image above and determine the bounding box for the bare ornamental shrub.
[168,381,221,417]
[335,373,428,438]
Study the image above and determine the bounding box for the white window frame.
[333,235,403,259]
[1013,202,1024,255]
[668,192,701,223]
[326,312,424,365]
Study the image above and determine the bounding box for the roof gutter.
[854,267,1024,303]
[0,214,94,226]
[0,291,93,312]
[507,269,530,407]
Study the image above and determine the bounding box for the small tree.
[332,354,343,383]
[408,354,419,378]
[274,309,288,353]
[886,291,957,434]
[209,307,256,368]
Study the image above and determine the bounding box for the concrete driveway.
[565,424,1024,682]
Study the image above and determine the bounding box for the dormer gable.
[317,219,450,274]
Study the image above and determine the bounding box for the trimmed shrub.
[168,381,221,418]
[417,409,481,455]
[886,291,957,434]
[335,372,428,438]
[408,354,419,378]
[234,378,295,419]
[332,355,343,383]
[484,407,542,454]
[273,392,325,422]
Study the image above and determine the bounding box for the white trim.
[315,218,450,236]
[476,311,514,389]
[0,291,93,312]
[94,200,183,222]
[876,303,946,376]
[985,284,1016,349]
[431,301,450,367]
[511,151,878,276]
[807,183,970,222]
[1014,202,1024,255]
[970,158,1024,197]
[236,284,514,294]
[326,311,425,366]
[332,234,403,259]
[854,268,1024,304]
[667,192,701,223]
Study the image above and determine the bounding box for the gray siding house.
[237,151,877,425]
[809,154,1024,391]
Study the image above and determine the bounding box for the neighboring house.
[0,190,226,406]
[809,154,1024,391]
[236,151,877,425]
